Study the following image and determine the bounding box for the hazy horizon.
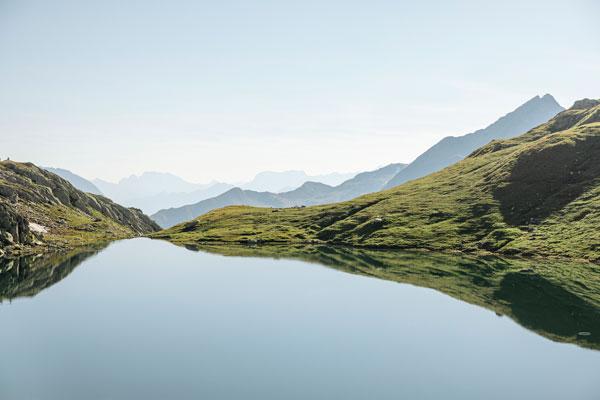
[88,168,362,186]
[2,0,599,182]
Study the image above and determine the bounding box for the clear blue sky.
[1,0,598,182]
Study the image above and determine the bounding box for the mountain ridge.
[44,167,103,195]
[241,170,357,192]
[384,94,565,189]
[91,170,356,214]
[151,163,406,228]
[154,98,600,263]
[0,161,159,257]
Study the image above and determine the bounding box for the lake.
[0,238,598,399]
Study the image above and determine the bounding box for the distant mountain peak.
[298,181,332,189]
[384,94,564,189]
[241,170,356,193]
[540,93,561,106]
[515,93,561,112]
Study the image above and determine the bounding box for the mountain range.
[91,170,357,215]
[150,94,564,227]
[36,95,565,232]
[3,94,599,267]
[93,172,234,214]
[151,163,405,228]
[384,94,565,188]
[154,98,600,263]
[241,170,356,192]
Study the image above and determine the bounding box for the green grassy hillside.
[154,99,600,263]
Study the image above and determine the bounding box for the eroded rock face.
[0,202,30,245]
[571,99,600,110]
[0,161,160,254]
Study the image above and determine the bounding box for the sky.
[1,0,599,183]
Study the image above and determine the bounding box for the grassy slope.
[21,203,142,250]
[154,100,600,263]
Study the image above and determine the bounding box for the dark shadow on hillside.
[182,243,600,351]
[494,134,600,226]
[0,244,108,301]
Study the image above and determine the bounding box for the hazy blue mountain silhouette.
[384,94,564,189]
[43,167,103,195]
[92,172,234,214]
[152,163,405,228]
[120,182,235,215]
[241,170,356,192]
[91,170,355,214]
[94,172,209,200]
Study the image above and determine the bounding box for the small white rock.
[28,222,48,234]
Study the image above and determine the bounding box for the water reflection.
[1,241,598,351]
[185,244,600,351]
[0,244,108,302]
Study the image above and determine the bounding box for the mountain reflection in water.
[1,241,598,351]
[187,244,600,351]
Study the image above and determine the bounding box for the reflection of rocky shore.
[0,244,109,301]
[187,244,600,351]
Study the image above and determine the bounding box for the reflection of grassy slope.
[154,100,600,263]
[495,272,600,343]
[184,243,600,350]
[0,243,108,301]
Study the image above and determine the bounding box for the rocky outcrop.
[0,161,160,256]
[0,202,31,246]
[571,99,600,110]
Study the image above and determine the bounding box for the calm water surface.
[0,239,598,399]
